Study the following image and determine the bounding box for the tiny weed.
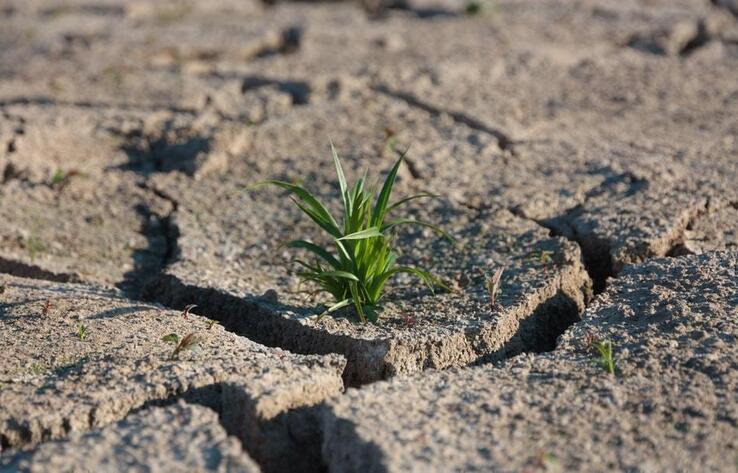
[162,332,202,360]
[162,333,180,344]
[486,267,505,308]
[42,299,52,316]
[204,319,218,330]
[180,304,197,318]
[102,66,125,87]
[30,362,45,375]
[24,235,46,261]
[525,250,554,265]
[465,1,483,15]
[76,324,88,341]
[593,339,616,375]
[539,451,559,468]
[464,0,497,16]
[51,168,66,186]
[256,142,452,323]
[529,450,559,471]
[50,168,80,189]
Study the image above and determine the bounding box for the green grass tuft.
[24,234,46,261]
[593,339,616,375]
[51,168,66,186]
[76,323,88,341]
[258,142,452,323]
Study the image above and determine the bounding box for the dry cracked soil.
[0,0,737,472]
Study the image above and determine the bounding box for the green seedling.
[256,142,452,323]
[464,0,497,16]
[76,323,88,341]
[101,66,125,87]
[593,339,616,375]
[531,450,560,470]
[51,168,66,186]
[486,267,504,308]
[162,333,180,344]
[465,1,483,15]
[24,235,46,261]
[30,362,45,375]
[50,168,80,188]
[162,332,202,360]
[204,319,219,330]
[525,250,554,265]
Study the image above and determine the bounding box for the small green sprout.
[525,250,554,265]
[30,362,45,375]
[204,319,218,330]
[464,0,496,16]
[465,1,483,15]
[534,450,559,470]
[24,235,46,261]
[76,323,88,341]
[51,168,66,186]
[593,339,616,375]
[162,332,202,360]
[102,66,125,87]
[486,267,504,308]
[256,142,452,323]
[162,333,180,344]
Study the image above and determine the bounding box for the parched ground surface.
[0,0,737,471]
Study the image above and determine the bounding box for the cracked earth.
[0,0,737,472]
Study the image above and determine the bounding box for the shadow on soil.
[480,289,582,364]
[137,383,329,473]
[117,203,177,299]
[117,134,211,177]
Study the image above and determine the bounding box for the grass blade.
[386,192,439,214]
[381,218,455,242]
[390,265,443,292]
[371,151,405,226]
[286,240,341,269]
[338,227,382,241]
[348,282,366,323]
[321,270,360,281]
[330,139,349,208]
[291,198,343,239]
[316,297,353,321]
[260,180,341,236]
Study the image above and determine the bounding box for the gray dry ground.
[2,401,261,473]
[0,275,345,472]
[321,252,738,472]
[0,0,737,472]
